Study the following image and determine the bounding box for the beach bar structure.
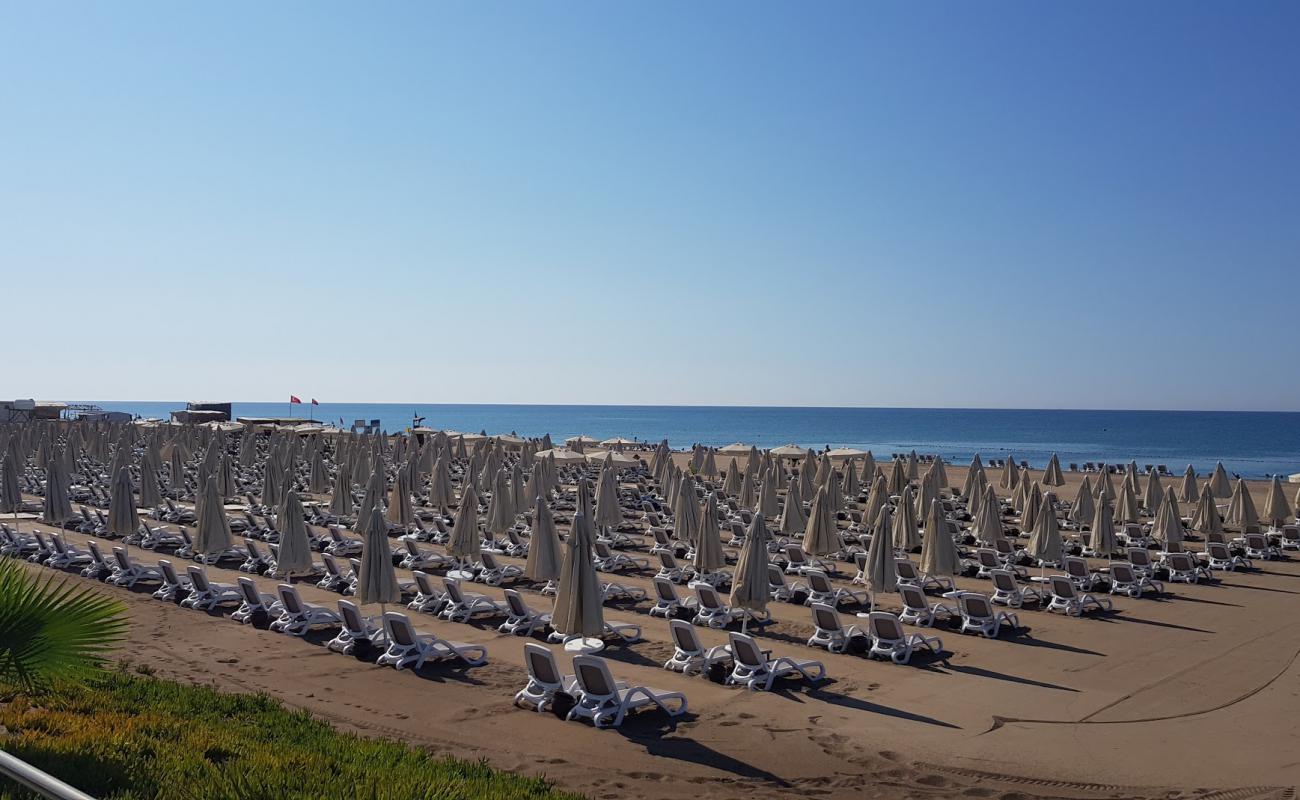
[170,401,232,424]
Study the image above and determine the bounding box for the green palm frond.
[0,559,127,689]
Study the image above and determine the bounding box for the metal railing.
[0,751,97,800]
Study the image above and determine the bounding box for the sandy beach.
[7,438,1300,800]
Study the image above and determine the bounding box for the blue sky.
[3,2,1298,410]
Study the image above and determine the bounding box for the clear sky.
[3,2,1298,410]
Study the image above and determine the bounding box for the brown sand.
[16,465,1300,800]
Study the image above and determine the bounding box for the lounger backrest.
[898,584,927,611]
[653,577,678,604]
[503,589,528,617]
[727,632,765,669]
[112,548,132,571]
[811,603,840,632]
[245,539,261,557]
[1168,552,1194,570]
[994,539,1015,556]
[481,552,499,569]
[1246,533,1267,549]
[668,619,700,654]
[277,584,303,613]
[185,566,209,593]
[867,611,904,641]
[403,540,420,557]
[657,551,676,569]
[785,545,806,565]
[990,569,1016,593]
[1207,542,1230,560]
[321,553,341,577]
[1128,548,1151,567]
[159,560,180,583]
[1064,557,1087,579]
[50,533,68,554]
[807,570,835,593]
[1164,541,1183,554]
[1049,576,1075,598]
[338,600,364,633]
[1110,563,1135,583]
[87,541,105,564]
[237,576,262,605]
[766,563,785,588]
[895,559,919,580]
[413,570,437,595]
[383,612,416,647]
[572,656,617,697]
[442,578,464,603]
[977,549,998,568]
[694,583,721,610]
[959,593,993,618]
[523,642,561,685]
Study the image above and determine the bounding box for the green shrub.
[0,670,583,800]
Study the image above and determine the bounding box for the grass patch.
[0,668,583,800]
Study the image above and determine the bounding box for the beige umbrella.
[1090,499,1119,559]
[862,503,896,612]
[1000,457,1020,490]
[108,466,140,541]
[778,477,807,537]
[1191,483,1223,536]
[275,490,315,577]
[906,450,920,482]
[919,499,961,581]
[892,486,921,551]
[387,463,416,530]
[841,461,859,499]
[356,504,401,612]
[594,463,622,530]
[1226,478,1259,533]
[1179,465,1199,504]
[729,512,771,633]
[524,498,563,593]
[139,461,162,510]
[328,462,353,517]
[1096,468,1116,503]
[1027,492,1063,572]
[802,485,839,558]
[887,458,908,495]
[861,474,888,536]
[1209,462,1232,498]
[929,456,949,490]
[1143,470,1164,515]
[549,510,605,652]
[354,465,386,537]
[447,484,481,574]
[485,467,516,536]
[858,451,876,485]
[429,454,455,513]
[723,458,741,496]
[972,485,1004,546]
[42,459,73,527]
[962,454,985,500]
[672,474,701,545]
[1263,475,1292,530]
[693,493,727,580]
[1114,481,1141,525]
[1020,481,1043,532]
[1042,453,1065,487]
[1069,476,1095,528]
[757,471,780,519]
[309,449,330,494]
[1151,486,1183,549]
[194,476,233,561]
[738,468,756,510]
[799,451,816,499]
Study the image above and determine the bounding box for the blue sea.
[74,402,1300,478]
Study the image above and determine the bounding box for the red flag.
[311,398,319,405]
[289,395,302,404]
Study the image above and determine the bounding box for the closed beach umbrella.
[1069,476,1095,528]
[354,466,386,537]
[722,458,741,496]
[1143,470,1164,515]
[429,455,454,513]
[1096,468,1116,503]
[738,469,756,510]
[1020,481,1043,532]
[892,486,921,551]
[551,510,605,644]
[1042,453,1065,487]
[672,474,701,545]
[1114,481,1141,524]
[262,457,283,509]
[799,453,816,499]
[194,476,233,559]
[594,464,622,530]
[930,456,949,490]
[139,461,162,510]
[1263,475,1292,530]
[108,466,139,539]
[802,485,839,557]
[779,477,807,537]
[841,460,859,499]
[309,450,329,494]
[387,463,416,529]
[169,446,186,495]
[1226,478,1260,533]
[356,504,401,608]
[693,493,726,576]
[275,490,315,577]
[1000,457,1019,490]
[1210,462,1232,498]
[858,451,876,485]
[485,467,516,535]
[42,459,73,526]
[962,455,985,500]
[919,499,961,580]
[1090,500,1119,559]
[1179,465,1199,504]
[861,475,888,535]
[729,512,771,631]
[864,504,896,610]
[1152,487,1184,548]
[1191,483,1223,536]
[328,462,353,517]
[973,486,1004,545]
[887,458,908,495]
[0,454,22,516]
[758,471,780,519]
[906,450,920,482]
[448,484,481,565]
[524,498,562,589]
[1027,492,1063,567]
